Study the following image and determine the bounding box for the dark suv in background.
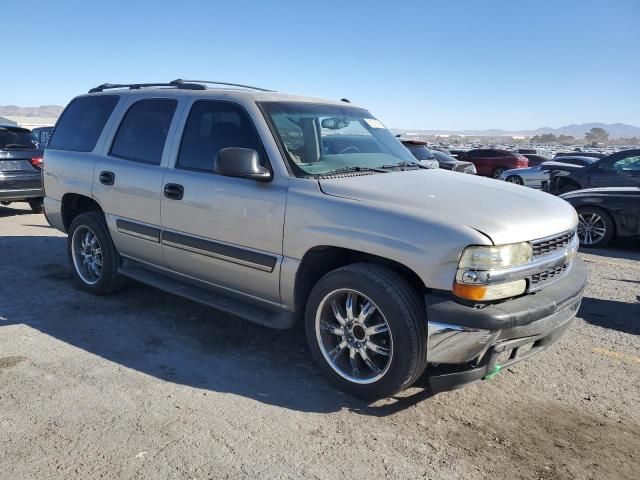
[400,140,476,173]
[0,125,44,212]
[459,149,529,178]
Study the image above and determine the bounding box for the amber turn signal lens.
[453,282,488,301]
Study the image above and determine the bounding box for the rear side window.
[110,99,177,165]
[49,96,119,152]
[177,100,263,172]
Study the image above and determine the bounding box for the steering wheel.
[339,146,361,154]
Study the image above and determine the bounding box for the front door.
[588,152,640,188]
[160,99,286,304]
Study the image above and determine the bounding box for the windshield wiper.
[325,166,389,175]
[380,161,426,170]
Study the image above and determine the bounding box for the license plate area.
[0,160,32,171]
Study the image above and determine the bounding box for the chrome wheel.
[315,289,393,384]
[577,212,607,245]
[71,226,103,285]
[506,175,523,185]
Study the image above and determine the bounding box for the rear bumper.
[43,197,65,232]
[424,257,587,392]
[0,172,43,201]
[0,188,44,201]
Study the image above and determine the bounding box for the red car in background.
[458,149,529,178]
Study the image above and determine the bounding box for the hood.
[319,169,578,245]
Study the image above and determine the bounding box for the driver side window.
[613,155,640,171]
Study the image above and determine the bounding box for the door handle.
[164,183,184,200]
[99,171,115,186]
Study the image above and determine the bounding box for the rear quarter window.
[48,95,119,152]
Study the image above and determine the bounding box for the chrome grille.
[531,230,576,257]
[530,264,568,286]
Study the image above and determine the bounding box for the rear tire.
[28,198,44,213]
[492,167,508,178]
[505,175,523,185]
[305,263,428,400]
[577,206,614,247]
[67,211,127,294]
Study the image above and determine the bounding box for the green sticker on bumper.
[483,364,502,380]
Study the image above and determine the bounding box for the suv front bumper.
[424,256,587,392]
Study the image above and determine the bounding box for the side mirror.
[214,147,271,182]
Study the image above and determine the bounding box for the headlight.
[459,243,532,270]
[454,243,533,301]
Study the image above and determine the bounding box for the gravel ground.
[1,204,639,480]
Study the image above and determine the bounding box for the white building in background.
[0,116,18,126]
[4,116,58,129]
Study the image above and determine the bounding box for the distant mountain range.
[0,105,64,118]
[394,122,640,139]
[1,106,638,139]
[392,122,640,138]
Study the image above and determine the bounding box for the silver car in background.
[500,156,597,189]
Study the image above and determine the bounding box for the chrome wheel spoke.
[320,321,344,336]
[357,301,376,324]
[365,323,388,335]
[331,300,347,327]
[358,348,381,373]
[349,348,360,378]
[328,340,348,361]
[365,340,390,356]
[345,293,355,321]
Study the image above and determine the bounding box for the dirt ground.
[1,204,639,480]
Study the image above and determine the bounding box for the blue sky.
[4,0,639,130]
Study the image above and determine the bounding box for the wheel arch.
[293,245,427,314]
[61,193,104,232]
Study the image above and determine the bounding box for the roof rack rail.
[170,79,274,92]
[88,82,206,93]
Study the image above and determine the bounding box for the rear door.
[92,95,182,266]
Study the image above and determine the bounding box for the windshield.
[260,102,417,177]
[0,127,38,150]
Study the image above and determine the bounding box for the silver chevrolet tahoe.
[43,80,587,399]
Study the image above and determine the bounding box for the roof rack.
[170,79,274,92]
[88,82,206,93]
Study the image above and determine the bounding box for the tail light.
[516,155,528,168]
[29,157,43,170]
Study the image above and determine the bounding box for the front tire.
[577,206,614,247]
[67,212,127,294]
[305,264,428,400]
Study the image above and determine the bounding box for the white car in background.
[500,156,597,189]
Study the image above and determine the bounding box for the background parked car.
[561,187,640,247]
[522,153,551,166]
[398,139,439,169]
[31,126,55,148]
[431,150,477,174]
[500,156,597,189]
[0,125,44,212]
[458,148,528,178]
[555,151,606,160]
[551,149,640,194]
[519,147,551,158]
